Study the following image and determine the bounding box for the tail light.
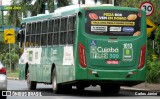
[0,67,6,74]
[79,43,87,68]
[138,45,146,69]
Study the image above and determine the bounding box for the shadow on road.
[34,87,160,97]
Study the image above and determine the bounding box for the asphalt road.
[5,80,160,99]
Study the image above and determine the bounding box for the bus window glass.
[32,22,36,34]
[68,16,75,30]
[85,10,140,36]
[49,20,54,32]
[54,33,59,45]
[26,23,31,47]
[26,23,31,35]
[41,20,48,46]
[30,22,37,47]
[42,20,48,33]
[41,34,47,46]
[37,22,42,34]
[53,19,60,45]
[48,33,53,45]
[68,16,76,44]
[60,32,67,45]
[61,18,67,31]
[60,18,67,45]
[48,20,54,46]
[68,31,74,44]
[31,35,36,46]
[36,35,40,46]
[35,22,41,46]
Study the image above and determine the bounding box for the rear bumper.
[76,66,146,86]
[74,80,143,87]
[0,75,7,90]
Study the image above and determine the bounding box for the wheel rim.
[27,72,30,86]
[53,73,57,91]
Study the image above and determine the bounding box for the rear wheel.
[26,69,37,90]
[100,84,120,95]
[52,68,72,94]
[52,68,62,94]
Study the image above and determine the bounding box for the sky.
[1,0,98,5]
[2,0,11,5]
[1,0,36,5]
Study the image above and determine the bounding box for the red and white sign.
[140,2,154,16]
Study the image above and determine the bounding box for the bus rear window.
[85,10,141,36]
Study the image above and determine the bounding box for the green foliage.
[0,44,19,71]
[118,0,160,83]
[57,0,70,7]
[47,0,54,13]
[147,60,160,83]
[0,32,4,42]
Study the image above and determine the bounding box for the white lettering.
[115,13,122,16]
[97,47,119,53]
[147,92,158,96]
[135,92,146,95]
[99,16,108,20]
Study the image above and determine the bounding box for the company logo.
[123,27,134,32]
[110,27,121,31]
[97,47,119,53]
[89,13,98,20]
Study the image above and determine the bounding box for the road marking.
[54,97,64,99]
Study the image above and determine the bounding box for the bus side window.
[26,23,31,47]
[60,18,67,45]
[53,19,60,45]
[48,19,54,46]
[18,29,25,47]
[31,22,36,47]
[36,21,41,46]
[41,20,48,46]
[68,16,76,44]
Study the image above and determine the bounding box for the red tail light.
[0,67,6,74]
[138,45,146,69]
[79,43,87,68]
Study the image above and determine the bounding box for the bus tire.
[100,84,120,95]
[52,68,62,94]
[26,69,37,90]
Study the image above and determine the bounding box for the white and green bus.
[18,4,147,94]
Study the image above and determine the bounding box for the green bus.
[18,4,147,94]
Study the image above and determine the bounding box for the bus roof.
[22,5,80,23]
[22,4,139,23]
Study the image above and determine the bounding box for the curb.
[7,77,19,80]
[121,87,160,93]
[121,86,149,91]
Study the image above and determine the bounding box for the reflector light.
[79,43,87,68]
[107,60,119,64]
[138,45,146,69]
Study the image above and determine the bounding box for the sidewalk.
[122,83,160,91]
[7,77,19,80]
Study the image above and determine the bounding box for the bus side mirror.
[17,30,25,47]
[17,33,21,42]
